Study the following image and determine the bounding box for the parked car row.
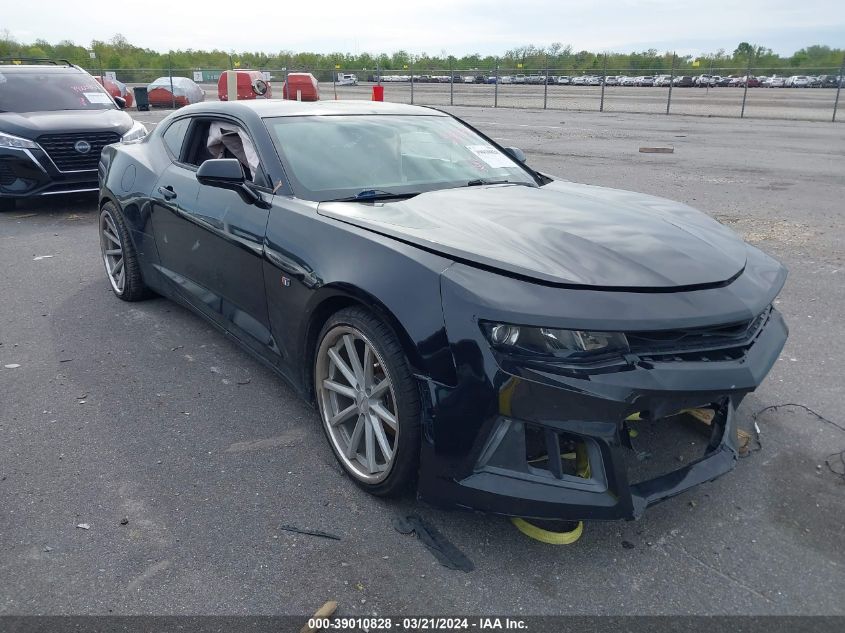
[375,72,843,88]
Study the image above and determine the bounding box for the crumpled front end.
[417,247,788,521]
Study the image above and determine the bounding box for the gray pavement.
[1,106,844,616]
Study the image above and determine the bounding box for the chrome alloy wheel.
[316,326,399,483]
[100,209,125,294]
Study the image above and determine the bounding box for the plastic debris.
[278,524,341,541]
[393,514,474,572]
[639,147,674,154]
[33,255,54,261]
[4,364,20,369]
[76,523,90,530]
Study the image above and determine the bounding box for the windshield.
[0,70,116,113]
[265,114,536,202]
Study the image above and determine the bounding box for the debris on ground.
[120,517,129,525]
[4,364,21,369]
[752,403,845,480]
[639,146,674,154]
[76,523,90,530]
[299,600,338,633]
[170,345,184,352]
[32,255,54,261]
[622,540,635,549]
[392,514,474,572]
[278,525,341,541]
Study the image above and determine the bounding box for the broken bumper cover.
[418,256,788,521]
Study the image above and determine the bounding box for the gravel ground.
[1,105,843,617]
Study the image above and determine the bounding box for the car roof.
[0,64,86,74]
[177,99,448,118]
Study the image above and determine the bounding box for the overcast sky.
[4,0,842,56]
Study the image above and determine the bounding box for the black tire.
[99,201,152,302]
[0,197,16,212]
[314,306,421,497]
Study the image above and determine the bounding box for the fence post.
[168,54,175,109]
[333,66,337,100]
[450,58,454,106]
[833,53,845,122]
[666,52,676,115]
[285,56,290,95]
[410,62,414,105]
[377,61,381,86]
[600,53,607,112]
[543,61,549,109]
[494,63,499,108]
[740,51,753,118]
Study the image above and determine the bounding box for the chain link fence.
[89,61,845,122]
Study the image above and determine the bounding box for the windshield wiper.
[465,178,536,187]
[328,189,419,202]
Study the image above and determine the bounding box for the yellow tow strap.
[510,517,584,544]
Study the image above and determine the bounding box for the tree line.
[1,32,842,76]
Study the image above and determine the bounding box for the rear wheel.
[99,202,151,302]
[314,307,421,497]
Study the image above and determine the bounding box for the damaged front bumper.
[417,257,788,521]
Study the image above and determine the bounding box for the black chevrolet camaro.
[98,100,788,521]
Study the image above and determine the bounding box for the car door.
[150,115,274,357]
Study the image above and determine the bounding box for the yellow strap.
[510,517,584,545]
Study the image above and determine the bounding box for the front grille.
[37,132,120,172]
[627,307,771,362]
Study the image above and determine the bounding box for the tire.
[99,201,152,302]
[0,197,16,212]
[314,306,421,497]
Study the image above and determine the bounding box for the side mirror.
[252,79,268,96]
[114,96,127,109]
[196,158,262,206]
[504,146,526,163]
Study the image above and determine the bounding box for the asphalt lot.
[1,105,844,617]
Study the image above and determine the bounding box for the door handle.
[158,185,177,200]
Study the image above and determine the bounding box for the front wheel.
[99,202,152,302]
[314,307,421,497]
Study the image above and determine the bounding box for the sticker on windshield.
[466,145,514,169]
[83,92,113,104]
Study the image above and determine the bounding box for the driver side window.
[181,118,266,187]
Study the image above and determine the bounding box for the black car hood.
[0,109,134,139]
[318,180,748,289]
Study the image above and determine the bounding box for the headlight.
[0,131,38,149]
[482,322,629,361]
[121,121,148,143]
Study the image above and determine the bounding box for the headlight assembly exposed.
[482,322,629,361]
[0,131,38,149]
[121,121,148,143]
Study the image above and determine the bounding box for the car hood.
[0,109,134,140]
[318,180,748,289]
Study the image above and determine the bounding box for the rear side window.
[162,118,189,159]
